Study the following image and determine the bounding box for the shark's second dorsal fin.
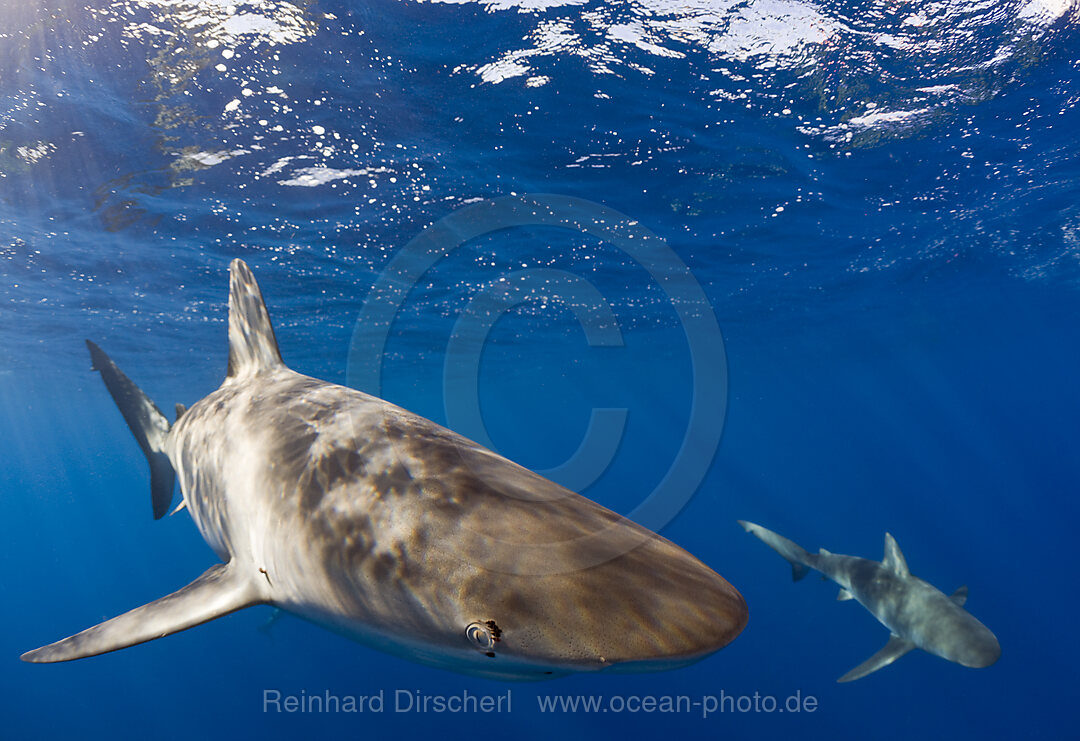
[950,585,969,606]
[883,533,910,578]
[226,258,283,378]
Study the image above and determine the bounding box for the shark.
[21,259,748,679]
[738,520,999,682]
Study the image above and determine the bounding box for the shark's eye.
[466,621,497,655]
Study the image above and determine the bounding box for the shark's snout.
[955,633,1001,669]
[481,540,748,674]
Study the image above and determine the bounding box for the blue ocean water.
[2,0,1079,738]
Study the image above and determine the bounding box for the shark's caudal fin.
[21,563,265,663]
[226,258,284,378]
[738,521,813,581]
[86,340,175,520]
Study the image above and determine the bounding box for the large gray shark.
[738,521,999,682]
[21,259,747,679]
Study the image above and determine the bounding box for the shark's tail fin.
[738,520,814,581]
[86,340,175,519]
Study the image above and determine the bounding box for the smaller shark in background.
[738,521,1000,682]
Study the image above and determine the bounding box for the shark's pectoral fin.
[950,585,968,606]
[21,563,264,663]
[837,634,915,683]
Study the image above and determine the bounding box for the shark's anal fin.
[86,340,175,520]
[950,585,968,606]
[21,563,264,663]
[837,588,854,601]
[837,634,916,683]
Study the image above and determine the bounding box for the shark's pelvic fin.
[837,588,854,601]
[950,585,969,606]
[837,634,916,683]
[21,563,264,663]
[258,607,286,639]
[226,258,283,378]
[86,340,175,520]
[737,520,812,581]
[883,533,910,578]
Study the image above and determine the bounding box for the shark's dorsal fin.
[950,585,969,606]
[883,533,910,578]
[226,258,283,378]
[175,402,187,420]
[837,634,915,682]
[21,563,265,663]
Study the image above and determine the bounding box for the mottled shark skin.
[21,259,747,680]
[738,521,999,682]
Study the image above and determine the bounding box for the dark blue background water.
[2,0,1078,738]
